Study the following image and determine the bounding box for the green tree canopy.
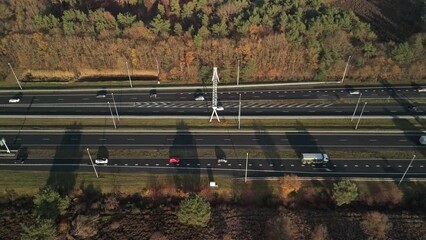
[177,194,211,227]
[150,14,171,35]
[333,180,358,206]
[21,219,56,240]
[117,13,136,28]
[391,42,414,65]
[33,187,70,220]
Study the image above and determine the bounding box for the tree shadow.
[77,181,103,214]
[15,146,28,163]
[254,122,283,174]
[169,121,200,193]
[96,146,109,159]
[44,123,83,196]
[285,121,331,174]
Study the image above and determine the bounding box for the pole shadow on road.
[169,121,200,192]
[44,123,83,195]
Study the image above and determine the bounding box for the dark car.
[408,105,422,113]
[149,89,157,98]
[96,90,107,98]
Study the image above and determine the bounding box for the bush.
[33,186,70,220]
[279,174,302,199]
[177,194,211,227]
[71,214,100,238]
[361,211,392,240]
[391,42,414,65]
[104,194,119,210]
[311,224,329,240]
[150,231,169,240]
[21,218,57,240]
[333,181,358,206]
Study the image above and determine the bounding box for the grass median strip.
[16,148,425,161]
[0,118,424,130]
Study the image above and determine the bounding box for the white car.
[195,95,205,101]
[349,90,360,95]
[216,106,224,111]
[218,158,227,163]
[95,158,108,164]
[9,98,20,103]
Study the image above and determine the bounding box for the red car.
[169,157,180,163]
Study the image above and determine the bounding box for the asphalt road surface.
[1,101,426,116]
[0,85,425,104]
[1,132,425,150]
[1,157,425,178]
[1,86,425,116]
[2,132,425,178]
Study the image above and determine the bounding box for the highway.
[0,132,425,150]
[0,85,425,104]
[1,131,425,178]
[1,157,425,178]
[1,86,425,117]
[1,102,426,116]
[1,84,425,179]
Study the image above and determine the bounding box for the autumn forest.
[0,0,425,84]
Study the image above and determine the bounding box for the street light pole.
[351,93,362,121]
[111,93,120,121]
[238,93,242,129]
[355,102,367,130]
[245,152,249,183]
[155,57,160,84]
[8,63,22,90]
[107,101,117,129]
[399,154,416,185]
[86,148,99,178]
[125,61,133,88]
[341,55,351,83]
[1,138,11,153]
[237,59,240,85]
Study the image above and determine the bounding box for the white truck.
[301,153,329,164]
[419,136,426,145]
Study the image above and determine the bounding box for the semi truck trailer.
[301,153,329,164]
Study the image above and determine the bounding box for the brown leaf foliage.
[280,174,302,199]
[360,211,392,240]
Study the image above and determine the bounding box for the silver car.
[95,157,108,164]
[218,158,227,163]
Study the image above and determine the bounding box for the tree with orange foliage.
[279,174,302,199]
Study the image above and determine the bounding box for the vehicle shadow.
[44,123,83,195]
[169,121,200,192]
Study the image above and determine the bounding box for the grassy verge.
[0,118,424,131]
[1,69,424,90]
[1,170,425,207]
[13,148,425,161]
[0,170,279,198]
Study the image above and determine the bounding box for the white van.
[419,136,426,145]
